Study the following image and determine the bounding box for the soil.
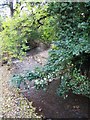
[0,48,90,118]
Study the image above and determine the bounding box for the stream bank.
[0,48,89,118]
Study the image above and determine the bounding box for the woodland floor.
[0,48,89,119]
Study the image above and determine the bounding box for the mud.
[1,48,89,118]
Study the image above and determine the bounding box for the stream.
[0,48,89,118]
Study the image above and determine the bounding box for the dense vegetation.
[0,2,90,98]
[0,2,54,61]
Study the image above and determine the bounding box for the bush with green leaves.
[0,2,53,61]
[11,2,90,98]
[0,8,38,61]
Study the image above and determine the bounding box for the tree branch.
[37,14,50,28]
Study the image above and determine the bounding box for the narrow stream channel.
[1,48,89,118]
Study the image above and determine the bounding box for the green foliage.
[0,12,38,60]
[46,2,90,98]
[57,68,90,98]
[38,16,56,44]
[11,74,24,88]
[11,2,90,98]
[0,3,51,61]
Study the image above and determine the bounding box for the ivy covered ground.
[0,48,89,118]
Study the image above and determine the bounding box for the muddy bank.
[21,79,89,118]
[1,48,89,118]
